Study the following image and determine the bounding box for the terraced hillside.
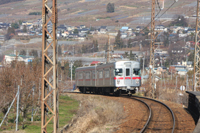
[0,0,196,27]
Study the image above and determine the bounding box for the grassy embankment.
[0,95,79,133]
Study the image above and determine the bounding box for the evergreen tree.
[130,50,133,60]
[107,3,115,13]
[11,22,19,29]
[94,40,98,52]
[29,50,38,58]
[19,49,26,55]
[114,30,123,49]
[82,45,86,53]
[127,39,132,48]
[23,25,27,33]
[58,45,62,56]
[5,27,15,40]
[169,15,188,27]
[74,29,79,34]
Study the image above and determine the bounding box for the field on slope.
[0,0,196,27]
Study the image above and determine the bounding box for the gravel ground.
[64,93,195,133]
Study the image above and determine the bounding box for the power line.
[156,1,176,20]
[156,0,162,11]
[141,1,177,32]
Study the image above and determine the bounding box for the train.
[75,60,141,96]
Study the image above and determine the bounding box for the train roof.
[76,60,140,71]
[75,65,96,71]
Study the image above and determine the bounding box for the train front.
[114,61,141,95]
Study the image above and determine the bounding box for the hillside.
[0,0,197,27]
[0,0,23,5]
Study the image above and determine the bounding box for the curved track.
[66,92,175,133]
[130,95,175,133]
[127,96,152,133]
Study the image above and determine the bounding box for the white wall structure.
[3,54,34,65]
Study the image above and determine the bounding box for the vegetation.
[65,94,124,132]
[106,3,115,13]
[5,27,15,40]
[81,39,98,53]
[169,15,188,27]
[92,40,99,52]
[19,49,26,55]
[73,29,79,34]
[58,45,62,56]
[28,12,41,15]
[23,25,27,33]
[29,50,38,58]
[0,95,79,132]
[114,30,124,49]
[11,22,19,29]
[24,95,78,133]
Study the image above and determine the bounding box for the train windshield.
[114,68,123,76]
[133,68,141,76]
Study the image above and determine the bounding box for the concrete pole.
[71,61,73,84]
[176,75,178,91]
[16,85,20,131]
[31,86,34,122]
[142,56,145,84]
[164,73,166,89]
[186,74,188,91]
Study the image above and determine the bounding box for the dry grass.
[63,94,125,133]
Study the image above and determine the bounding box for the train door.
[124,68,131,86]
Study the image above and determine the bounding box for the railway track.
[66,92,175,133]
[128,95,175,133]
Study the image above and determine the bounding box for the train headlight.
[136,79,139,84]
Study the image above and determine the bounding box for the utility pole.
[186,74,189,91]
[41,0,58,132]
[107,34,110,63]
[16,85,20,131]
[176,75,178,91]
[70,60,74,84]
[142,56,145,84]
[149,0,156,98]
[194,0,200,91]
[31,85,35,122]
[61,44,64,81]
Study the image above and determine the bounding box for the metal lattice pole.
[149,0,156,98]
[194,0,200,92]
[41,0,58,132]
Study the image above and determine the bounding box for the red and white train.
[75,60,141,95]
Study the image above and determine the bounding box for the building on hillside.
[169,65,188,76]
[3,54,34,65]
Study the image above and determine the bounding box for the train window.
[126,68,130,76]
[79,73,83,79]
[114,68,123,76]
[133,68,141,76]
[99,71,103,78]
[86,72,90,79]
[92,71,95,79]
[105,70,109,78]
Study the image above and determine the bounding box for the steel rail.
[66,92,151,133]
[132,95,176,133]
[127,96,152,133]
[65,92,175,133]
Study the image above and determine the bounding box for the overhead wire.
[156,0,162,25]
[141,0,177,32]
